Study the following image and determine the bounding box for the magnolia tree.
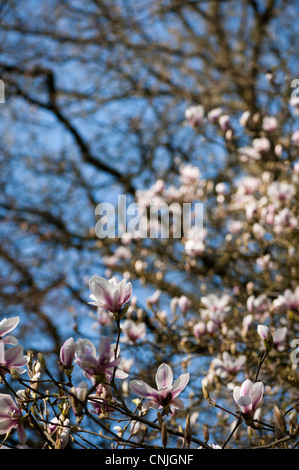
[0,94,299,449]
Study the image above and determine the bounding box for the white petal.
[155,363,173,390]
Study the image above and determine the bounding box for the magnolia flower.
[262,116,278,132]
[200,293,230,328]
[273,287,299,311]
[0,341,28,376]
[219,114,231,131]
[207,107,223,123]
[89,384,118,416]
[0,393,26,444]
[129,363,189,415]
[177,295,191,314]
[179,164,201,185]
[121,320,146,344]
[273,327,288,351]
[89,276,132,314]
[252,137,271,153]
[60,337,77,369]
[70,381,88,418]
[0,316,20,346]
[211,352,246,378]
[184,105,205,127]
[233,379,264,420]
[257,324,273,350]
[75,336,128,383]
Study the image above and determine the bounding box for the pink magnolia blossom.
[60,337,77,369]
[200,293,230,329]
[0,393,26,444]
[0,341,28,376]
[129,363,189,415]
[273,287,299,311]
[121,320,146,344]
[0,316,20,346]
[75,336,128,383]
[89,384,118,416]
[233,379,264,419]
[184,105,205,127]
[89,276,132,314]
[262,116,278,132]
[211,352,246,378]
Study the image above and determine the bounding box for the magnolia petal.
[0,317,19,337]
[129,380,160,401]
[171,372,190,398]
[5,345,28,369]
[155,363,173,390]
[0,418,15,434]
[251,382,264,410]
[240,379,253,397]
[233,386,241,405]
[237,395,252,415]
[17,423,27,445]
[170,397,185,409]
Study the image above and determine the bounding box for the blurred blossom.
[262,116,278,132]
[121,320,146,344]
[193,321,206,338]
[291,130,299,145]
[184,105,205,127]
[273,327,288,351]
[200,294,230,329]
[207,107,223,123]
[211,352,246,378]
[239,110,251,127]
[219,114,231,131]
[179,164,201,185]
[177,295,191,314]
[146,290,161,306]
[290,96,299,114]
[252,137,271,153]
[273,287,299,311]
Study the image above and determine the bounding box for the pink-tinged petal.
[251,382,264,410]
[0,317,19,337]
[0,341,5,365]
[0,418,15,434]
[75,339,96,362]
[114,368,129,380]
[99,336,112,360]
[170,397,185,410]
[80,354,99,371]
[240,379,253,397]
[141,400,155,411]
[0,393,17,412]
[5,345,28,369]
[237,396,252,415]
[155,363,173,390]
[3,335,18,346]
[233,386,241,405]
[17,423,26,445]
[171,372,190,398]
[129,380,160,401]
